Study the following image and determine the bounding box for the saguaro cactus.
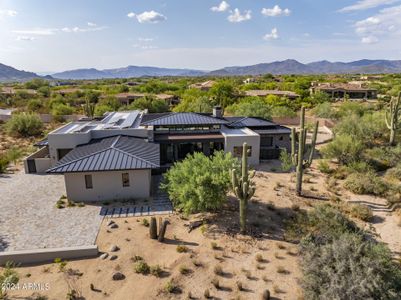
[231,142,256,234]
[385,92,401,146]
[291,107,319,196]
[149,217,158,239]
[83,98,95,119]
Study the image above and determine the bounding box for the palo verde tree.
[291,107,319,196]
[385,92,401,146]
[231,143,256,234]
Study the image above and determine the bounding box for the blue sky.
[1,0,401,73]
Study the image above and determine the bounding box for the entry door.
[27,159,37,173]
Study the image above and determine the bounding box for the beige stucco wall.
[64,169,152,202]
[222,128,260,166]
[23,147,52,174]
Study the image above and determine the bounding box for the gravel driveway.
[0,171,103,252]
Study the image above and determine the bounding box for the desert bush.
[51,103,74,116]
[317,160,332,174]
[134,261,150,275]
[213,265,223,276]
[312,102,337,119]
[364,146,401,171]
[321,134,364,165]
[350,204,373,222]
[176,244,189,253]
[271,106,297,118]
[279,149,293,172]
[337,101,369,118]
[6,113,43,137]
[0,261,19,299]
[301,233,401,299]
[344,171,388,196]
[164,279,180,294]
[162,151,239,214]
[179,265,191,275]
[0,155,10,173]
[211,277,220,289]
[150,265,163,277]
[226,97,272,120]
[291,204,401,299]
[346,161,374,174]
[27,99,43,112]
[386,163,401,180]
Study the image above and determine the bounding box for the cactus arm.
[385,110,391,129]
[306,121,319,167]
[291,128,297,166]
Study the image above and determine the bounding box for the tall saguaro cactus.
[231,143,256,234]
[291,107,319,196]
[385,92,401,146]
[83,98,95,119]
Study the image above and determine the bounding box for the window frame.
[122,172,130,187]
[84,174,93,189]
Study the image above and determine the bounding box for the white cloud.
[61,25,107,33]
[261,5,291,17]
[16,36,35,41]
[211,1,230,12]
[354,5,401,42]
[12,28,57,35]
[0,9,17,17]
[340,0,400,12]
[263,28,279,40]
[138,37,154,42]
[87,22,96,27]
[361,36,379,43]
[127,10,167,24]
[227,9,251,23]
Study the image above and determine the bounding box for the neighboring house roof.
[245,90,299,98]
[313,83,377,92]
[48,135,160,173]
[141,112,228,126]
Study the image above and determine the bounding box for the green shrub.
[344,171,388,196]
[0,155,10,173]
[6,113,43,137]
[321,134,364,165]
[150,265,163,277]
[364,146,401,171]
[386,163,401,179]
[317,160,332,174]
[301,233,401,299]
[27,99,43,112]
[51,103,74,116]
[271,106,297,118]
[346,161,374,174]
[162,151,239,214]
[312,102,337,119]
[280,149,293,172]
[225,97,272,120]
[134,261,150,275]
[350,204,373,222]
[0,261,19,299]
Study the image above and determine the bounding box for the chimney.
[213,106,222,118]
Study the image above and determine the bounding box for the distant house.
[189,80,215,91]
[310,82,377,100]
[24,108,291,202]
[115,93,180,106]
[244,90,300,100]
[0,108,15,122]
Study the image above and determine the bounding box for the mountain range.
[2,59,401,82]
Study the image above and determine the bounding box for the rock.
[109,223,119,229]
[99,253,108,260]
[109,245,120,252]
[112,272,125,281]
[109,255,118,261]
[107,220,115,226]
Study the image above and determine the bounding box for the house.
[24,108,290,202]
[310,82,377,100]
[244,90,299,100]
[189,80,215,91]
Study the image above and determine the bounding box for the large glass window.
[85,175,93,189]
[260,136,273,147]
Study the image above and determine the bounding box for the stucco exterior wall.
[64,169,151,202]
[222,129,260,166]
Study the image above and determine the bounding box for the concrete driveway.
[0,171,103,252]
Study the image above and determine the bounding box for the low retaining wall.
[0,245,98,265]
